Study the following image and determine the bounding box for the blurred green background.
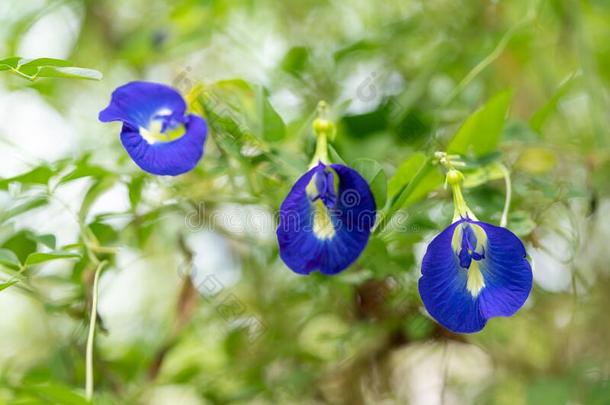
[1,0,609,403]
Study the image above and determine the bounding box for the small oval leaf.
[25,251,81,266]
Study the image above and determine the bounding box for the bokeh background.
[1,0,610,403]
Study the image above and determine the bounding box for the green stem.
[310,101,333,167]
[311,130,329,166]
[444,9,536,106]
[86,260,107,402]
[450,182,476,222]
[498,163,511,227]
[9,67,35,81]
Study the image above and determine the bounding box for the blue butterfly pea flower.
[99,81,207,176]
[418,164,532,333]
[277,162,376,275]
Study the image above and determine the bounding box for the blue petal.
[476,221,532,319]
[120,114,207,176]
[419,221,486,333]
[99,81,186,129]
[418,219,532,333]
[277,164,376,275]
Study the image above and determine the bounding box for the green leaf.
[25,251,81,266]
[447,90,512,157]
[59,159,110,184]
[0,248,21,269]
[0,165,55,190]
[530,72,578,133]
[0,197,48,224]
[351,158,387,209]
[1,230,38,264]
[280,46,310,75]
[88,222,118,247]
[0,280,18,292]
[328,144,346,165]
[79,176,117,222]
[34,66,103,80]
[204,80,285,147]
[0,56,20,71]
[256,86,286,142]
[198,81,270,154]
[387,152,427,198]
[27,233,57,250]
[401,166,443,207]
[388,153,443,208]
[18,57,72,68]
[378,157,443,234]
[0,56,102,81]
[18,58,103,80]
[128,174,146,209]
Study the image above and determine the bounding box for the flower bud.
[446,169,464,186]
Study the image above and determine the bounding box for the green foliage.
[388,152,428,198]
[447,90,513,157]
[0,166,55,190]
[24,251,81,266]
[198,79,286,146]
[0,249,21,269]
[1,0,609,404]
[387,152,444,209]
[0,57,102,81]
[256,86,286,142]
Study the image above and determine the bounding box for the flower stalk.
[85,260,106,402]
[498,162,512,227]
[435,152,477,222]
[310,101,334,167]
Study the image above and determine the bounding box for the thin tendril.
[86,260,107,402]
